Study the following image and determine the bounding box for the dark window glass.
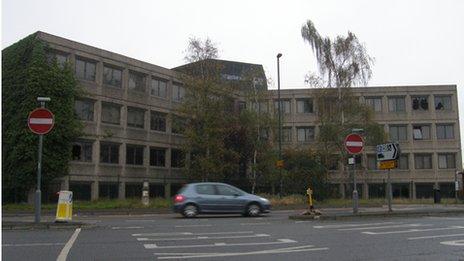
[171,149,184,168]
[72,140,93,162]
[216,185,242,196]
[412,96,429,111]
[128,71,145,92]
[127,107,145,129]
[150,78,167,98]
[126,145,144,165]
[414,154,432,169]
[437,124,454,139]
[101,102,121,125]
[413,125,430,140]
[149,148,166,167]
[100,143,119,164]
[296,99,314,113]
[195,184,215,195]
[150,111,166,132]
[75,58,96,81]
[74,99,94,121]
[103,66,122,87]
[388,97,405,112]
[438,153,455,169]
[435,96,451,111]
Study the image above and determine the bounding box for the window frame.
[101,102,121,125]
[150,111,167,132]
[128,70,146,92]
[71,140,93,162]
[75,57,96,82]
[150,77,168,98]
[434,95,452,111]
[411,95,429,111]
[100,142,119,164]
[436,124,454,140]
[388,96,405,112]
[412,124,431,140]
[103,64,122,88]
[296,126,315,142]
[389,125,408,142]
[438,153,456,169]
[365,97,382,112]
[149,147,166,167]
[296,98,314,113]
[74,98,94,121]
[414,154,432,169]
[126,144,144,165]
[127,106,145,129]
[171,149,185,168]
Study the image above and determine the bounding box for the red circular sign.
[344,134,364,154]
[28,108,54,135]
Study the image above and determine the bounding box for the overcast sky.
[2,0,464,150]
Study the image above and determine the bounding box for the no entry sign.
[28,108,54,135]
[344,134,364,154]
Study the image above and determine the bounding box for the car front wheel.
[245,203,261,217]
[182,204,198,218]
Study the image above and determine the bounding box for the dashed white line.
[137,233,270,241]
[57,228,81,261]
[132,231,253,237]
[408,233,464,240]
[144,238,297,249]
[112,226,143,230]
[339,224,428,231]
[240,222,270,226]
[3,243,65,247]
[363,226,464,235]
[313,222,398,229]
[175,224,212,228]
[440,239,464,246]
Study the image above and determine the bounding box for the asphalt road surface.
[3,211,464,260]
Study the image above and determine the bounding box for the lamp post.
[277,53,283,196]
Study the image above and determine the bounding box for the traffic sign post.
[344,134,364,215]
[29,97,53,223]
[376,143,400,213]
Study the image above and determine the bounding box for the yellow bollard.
[55,191,73,222]
[306,187,314,210]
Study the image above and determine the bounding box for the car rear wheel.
[245,203,261,217]
[182,204,198,218]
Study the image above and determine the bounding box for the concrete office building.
[25,32,462,200]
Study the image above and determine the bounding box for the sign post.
[376,143,400,213]
[344,134,364,214]
[28,97,54,223]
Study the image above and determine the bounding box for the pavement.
[3,204,464,230]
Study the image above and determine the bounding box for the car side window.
[216,185,241,196]
[195,184,215,195]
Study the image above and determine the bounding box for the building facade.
[36,32,461,200]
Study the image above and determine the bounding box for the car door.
[215,184,247,213]
[193,184,221,212]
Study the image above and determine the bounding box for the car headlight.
[259,197,269,203]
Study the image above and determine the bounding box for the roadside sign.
[379,160,397,170]
[376,143,399,161]
[344,134,364,154]
[55,191,73,222]
[28,108,54,135]
[456,181,460,191]
[276,160,284,169]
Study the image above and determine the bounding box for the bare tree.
[184,37,218,63]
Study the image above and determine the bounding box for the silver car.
[173,182,271,218]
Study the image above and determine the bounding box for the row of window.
[48,51,186,101]
[75,99,185,133]
[248,94,452,115]
[389,123,454,141]
[365,95,452,112]
[366,153,456,170]
[277,123,455,143]
[72,141,185,167]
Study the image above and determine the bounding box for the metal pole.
[352,158,358,214]
[387,168,392,212]
[277,53,283,196]
[455,170,459,204]
[35,101,45,223]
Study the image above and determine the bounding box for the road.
[3,211,464,260]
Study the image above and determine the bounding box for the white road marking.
[3,243,65,247]
[57,228,81,261]
[339,224,428,231]
[408,233,464,240]
[137,234,270,241]
[112,226,143,230]
[175,224,212,228]
[428,217,464,220]
[313,222,398,229]
[363,226,464,235]
[144,238,297,249]
[155,245,329,259]
[125,219,156,222]
[132,231,253,237]
[240,222,270,226]
[440,239,464,246]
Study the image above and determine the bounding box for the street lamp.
[277,53,283,196]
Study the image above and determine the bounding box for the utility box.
[55,191,73,222]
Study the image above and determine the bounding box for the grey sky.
[2,0,464,151]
